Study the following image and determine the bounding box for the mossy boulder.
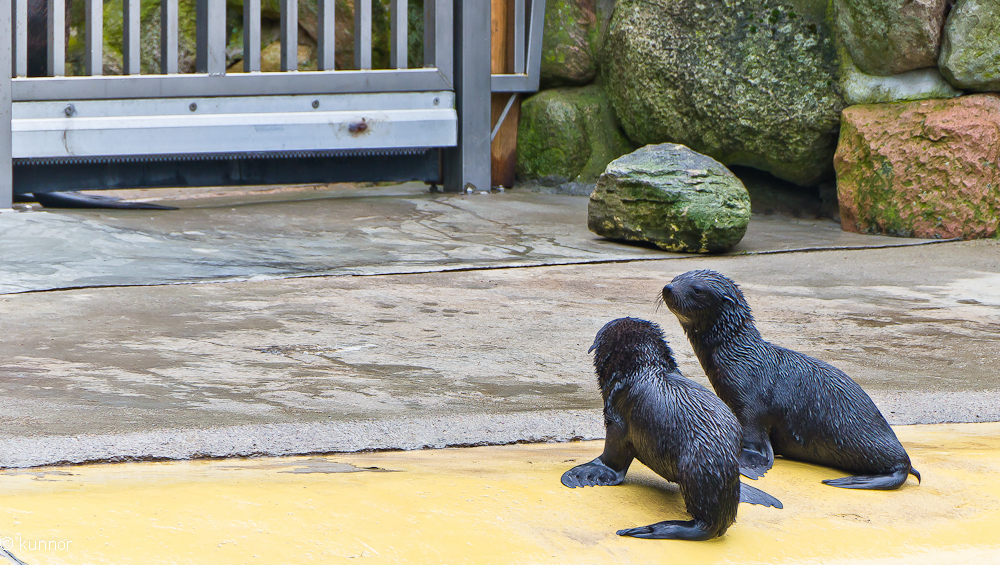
[516,85,633,188]
[835,95,1000,239]
[540,0,600,87]
[602,0,844,187]
[833,0,948,76]
[588,144,751,253]
[939,0,1000,92]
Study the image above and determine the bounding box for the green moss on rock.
[588,144,751,253]
[602,0,844,187]
[517,85,633,186]
[939,0,1000,92]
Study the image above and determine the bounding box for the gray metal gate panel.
[0,0,546,207]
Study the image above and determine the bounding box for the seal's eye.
[692,287,702,295]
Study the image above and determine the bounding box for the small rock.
[834,0,949,76]
[588,144,751,253]
[835,95,1000,239]
[939,0,1000,92]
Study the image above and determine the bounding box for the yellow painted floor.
[1,423,999,565]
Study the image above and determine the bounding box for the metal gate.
[0,0,544,207]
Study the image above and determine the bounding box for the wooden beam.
[490,0,520,189]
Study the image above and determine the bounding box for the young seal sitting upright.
[561,317,781,541]
[662,269,920,490]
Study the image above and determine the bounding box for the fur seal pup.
[561,317,781,541]
[661,269,920,489]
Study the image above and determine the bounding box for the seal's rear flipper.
[822,467,917,490]
[739,482,782,509]
[617,519,716,541]
[32,192,179,210]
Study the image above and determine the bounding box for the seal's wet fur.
[662,270,920,489]
[561,317,781,540]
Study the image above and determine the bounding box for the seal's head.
[589,317,676,391]
[661,270,752,335]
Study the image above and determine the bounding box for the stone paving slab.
[0,184,940,294]
[0,423,997,564]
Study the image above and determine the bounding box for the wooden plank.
[490,0,520,189]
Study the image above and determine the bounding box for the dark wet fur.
[561,318,781,541]
[662,270,920,489]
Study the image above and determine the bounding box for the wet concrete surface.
[0,186,998,467]
[0,182,942,294]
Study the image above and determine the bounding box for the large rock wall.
[836,95,1000,239]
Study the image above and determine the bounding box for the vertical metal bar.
[13,0,27,77]
[85,0,102,75]
[243,0,260,71]
[354,0,371,70]
[434,0,453,84]
[0,0,12,208]
[47,0,65,76]
[317,0,334,70]
[423,0,435,68]
[124,0,141,74]
[524,0,545,90]
[280,0,297,71]
[161,0,179,74]
[513,0,525,74]
[197,0,226,74]
[390,0,407,69]
[444,0,490,193]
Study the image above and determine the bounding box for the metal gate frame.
[0,0,545,208]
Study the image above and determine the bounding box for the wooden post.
[490,0,520,189]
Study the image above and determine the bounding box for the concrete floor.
[1,186,998,467]
[1,423,998,565]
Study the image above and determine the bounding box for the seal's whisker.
[653,292,665,312]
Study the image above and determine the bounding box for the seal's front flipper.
[561,457,628,488]
[616,520,716,541]
[739,482,782,508]
[738,429,774,479]
[738,449,772,480]
[822,467,915,490]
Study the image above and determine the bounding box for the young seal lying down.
[561,317,781,541]
[662,269,920,489]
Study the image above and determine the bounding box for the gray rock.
[516,85,633,186]
[588,144,751,253]
[601,0,844,187]
[939,0,1000,92]
[834,0,948,76]
[540,0,600,87]
[840,52,962,105]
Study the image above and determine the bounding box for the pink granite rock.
[835,95,1000,239]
